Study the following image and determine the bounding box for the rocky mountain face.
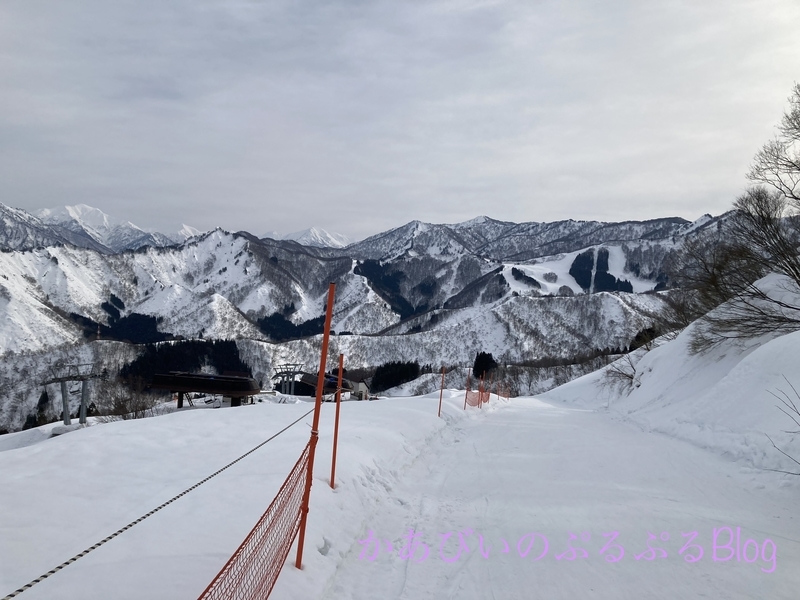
[0,202,729,432]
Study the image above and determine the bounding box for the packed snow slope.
[0,388,797,598]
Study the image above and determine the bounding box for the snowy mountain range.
[344,215,694,262]
[34,204,201,252]
[0,203,201,253]
[0,203,109,253]
[0,201,731,432]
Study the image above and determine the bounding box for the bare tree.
[765,376,800,476]
[749,83,800,208]
[685,190,800,351]
[672,84,800,352]
[94,377,168,421]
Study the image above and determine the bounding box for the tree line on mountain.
[472,352,498,379]
[370,361,433,393]
[69,310,170,344]
[568,248,633,293]
[55,293,174,345]
[510,267,541,289]
[472,344,635,380]
[444,268,508,309]
[353,260,423,320]
[257,309,326,342]
[119,340,251,389]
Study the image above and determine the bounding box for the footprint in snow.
[318,537,332,556]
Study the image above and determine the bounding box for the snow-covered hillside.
[235,291,664,388]
[0,230,386,355]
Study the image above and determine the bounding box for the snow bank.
[543,321,800,474]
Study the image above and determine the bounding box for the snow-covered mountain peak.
[282,227,351,248]
[1,202,109,252]
[171,224,202,243]
[411,221,430,234]
[679,213,717,235]
[453,215,494,227]
[37,204,128,231]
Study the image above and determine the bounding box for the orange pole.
[437,367,445,417]
[479,374,484,409]
[296,282,336,570]
[464,369,471,410]
[330,353,344,489]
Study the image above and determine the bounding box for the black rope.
[2,407,315,599]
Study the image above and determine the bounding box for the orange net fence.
[465,388,491,407]
[197,441,311,600]
[464,373,512,408]
[464,373,491,408]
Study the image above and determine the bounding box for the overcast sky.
[1,0,799,241]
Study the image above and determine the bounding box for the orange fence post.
[330,353,344,489]
[295,282,335,570]
[437,367,445,417]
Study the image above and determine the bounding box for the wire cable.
[2,407,315,599]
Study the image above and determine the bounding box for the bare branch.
[765,434,800,475]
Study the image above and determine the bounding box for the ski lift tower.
[273,363,304,395]
[42,364,107,425]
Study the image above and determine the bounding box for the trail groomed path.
[314,398,798,600]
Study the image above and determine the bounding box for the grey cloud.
[1,0,798,241]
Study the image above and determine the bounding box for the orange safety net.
[198,441,311,600]
[464,375,491,407]
[465,389,490,406]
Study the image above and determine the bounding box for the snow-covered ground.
[0,379,797,599]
